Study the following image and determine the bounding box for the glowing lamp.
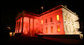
[80,34,83,39]
[13,32,15,36]
[9,32,12,37]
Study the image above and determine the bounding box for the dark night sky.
[0,0,83,32]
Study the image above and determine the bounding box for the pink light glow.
[15,5,65,37]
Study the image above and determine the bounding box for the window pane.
[46,19,47,23]
[57,25,60,32]
[51,26,53,33]
[42,28,43,33]
[41,19,43,24]
[57,15,59,21]
[46,27,48,33]
[51,17,52,22]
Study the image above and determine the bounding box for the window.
[42,28,43,33]
[65,15,67,20]
[41,19,43,24]
[56,15,59,21]
[51,26,53,33]
[57,25,60,32]
[50,17,52,22]
[46,19,47,23]
[46,27,48,33]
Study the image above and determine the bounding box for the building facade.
[15,5,81,37]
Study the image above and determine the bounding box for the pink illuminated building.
[15,5,81,37]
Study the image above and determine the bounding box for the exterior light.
[41,6,44,10]
[13,32,15,36]
[9,32,12,37]
[80,34,83,39]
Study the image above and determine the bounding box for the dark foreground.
[0,35,83,45]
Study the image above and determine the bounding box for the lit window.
[46,27,48,33]
[51,26,53,33]
[50,17,52,22]
[56,15,59,21]
[57,25,60,32]
[41,19,43,24]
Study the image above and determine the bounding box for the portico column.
[29,17,30,36]
[21,11,24,34]
[33,18,34,36]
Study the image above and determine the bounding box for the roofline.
[62,5,78,16]
[16,5,78,20]
[16,10,40,20]
[40,5,63,15]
